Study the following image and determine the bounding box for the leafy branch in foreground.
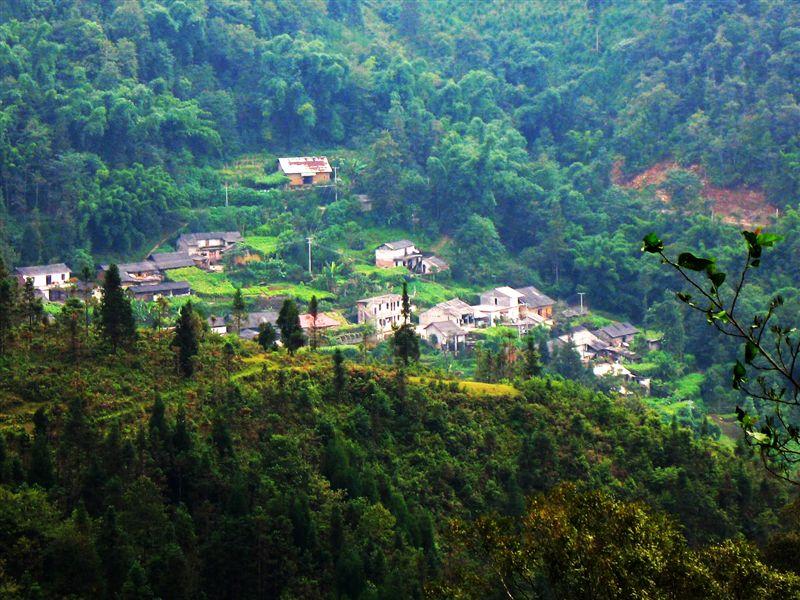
[642,230,800,483]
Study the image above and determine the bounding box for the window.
[46,275,52,285]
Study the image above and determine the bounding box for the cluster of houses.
[374,240,449,275]
[14,231,242,302]
[356,285,555,349]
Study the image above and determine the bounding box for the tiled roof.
[357,293,402,304]
[595,322,639,339]
[379,240,416,251]
[178,231,242,245]
[148,251,196,270]
[16,263,70,277]
[425,320,466,336]
[515,285,555,309]
[299,313,339,329]
[278,156,332,175]
[128,281,191,295]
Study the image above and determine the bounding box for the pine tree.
[173,301,199,377]
[521,335,543,379]
[277,298,305,355]
[308,295,319,350]
[392,282,420,366]
[232,288,245,333]
[99,264,136,352]
[257,322,277,351]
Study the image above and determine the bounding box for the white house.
[277,156,333,186]
[375,240,422,270]
[15,263,70,300]
[420,255,449,274]
[418,298,475,329]
[356,293,403,337]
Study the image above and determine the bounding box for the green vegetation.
[242,235,280,255]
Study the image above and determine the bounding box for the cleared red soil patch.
[612,160,779,228]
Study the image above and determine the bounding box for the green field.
[243,235,280,255]
[166,267,332,301]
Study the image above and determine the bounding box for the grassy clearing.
[243,235,280,255]
[408,376,521,398]
[672,373,704,400]
[166,267,332,301]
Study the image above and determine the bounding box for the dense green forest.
[3,0,800,597]
[1,313,799,598]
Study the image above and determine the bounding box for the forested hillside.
[0,327,798,598]
[2,0,800,264]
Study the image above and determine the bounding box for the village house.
[421,321,467,352]
[208,316,228,335]
[100,261,162,285]
[593,322,639,347]
[551,327,609,362]
[472,287,524,325]
[147,251,197,271]
[418,298,475,329]
[356,293,404,337]
[277,156,333,186]
[299,312,339,335]
[15,263,71,300]
[375,240,423,271]
[420,255,449,275]
[177,232,242,265]
[515,286,555,321]
[128,281,192,302]
[238,311,279,339]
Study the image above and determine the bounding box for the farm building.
[101,261,162,285]
[147,251,196,270]
[375,240,422,270]
[421,321,467,352]
[420,255,449,274]
[128,281,191,301]
[593,322,639,346]
[277,156,333,186]
[299,312,339,332]
[15,263,70,300]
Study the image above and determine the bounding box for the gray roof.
[208,316,227,328]
[15,263,69,277]
[241,311,278,330]
[128,281,191,296]
[102,261,160,274]
[380,240,416,251]
[424,320,466,336]
[423,255,449,269]
[238,328,260,340]
[148,251,196,270]
[595,322,639,339]
[178,231,242,245]
[515,286,555,309]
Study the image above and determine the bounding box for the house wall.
[17,271,69,291]
[480,291,517,308]
[357,299,402,333]
[313,172,331,184]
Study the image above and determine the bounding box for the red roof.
[298,313,339,329]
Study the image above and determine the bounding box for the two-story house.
[515,286,555,321]
[177,232,242,265]
[374,240,423,271]
[473,286,524,325]
[15,263,71,300]
[356,293,404,337]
